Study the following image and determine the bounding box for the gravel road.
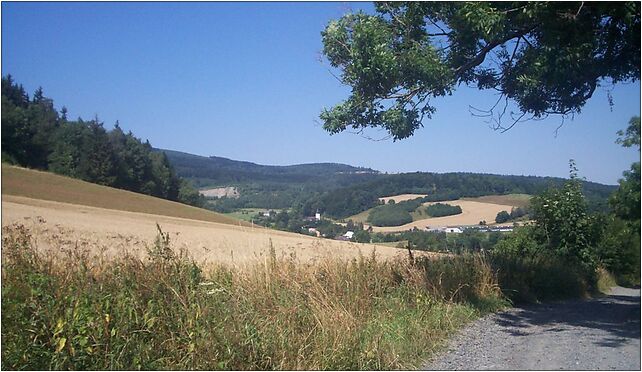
[424,287,640,370]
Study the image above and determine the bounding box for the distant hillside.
[160,149,617,214]
[301,172,618,219]
[159,149,379,186]
[159,149,381,210]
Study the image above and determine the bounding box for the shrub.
[490,251,591,304]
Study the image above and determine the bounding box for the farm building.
[425,226,463,234]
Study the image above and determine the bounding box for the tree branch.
[454,25,539,76]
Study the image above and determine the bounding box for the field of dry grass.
[2,165,433,265]
[2,164,246,226]
[462,194,531,208]
[369,200,517,233]
[379,193,427,204]
[348,193,527,232]
[5,195,433,266]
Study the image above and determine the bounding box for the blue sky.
[2,2,640,185]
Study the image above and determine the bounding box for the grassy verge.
[2,224,507,370]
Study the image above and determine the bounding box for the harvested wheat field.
[370,200,517,233]
[2,166,433,266]
[2,165,246,226]
[379,193,427,204]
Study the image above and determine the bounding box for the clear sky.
[2,2,640,185]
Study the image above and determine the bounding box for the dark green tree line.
[1,75,203,207]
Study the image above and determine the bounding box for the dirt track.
[2,195,427,267]
[424,287,641,370]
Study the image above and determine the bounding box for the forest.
[1,76,204,207]
[162,149,381,211]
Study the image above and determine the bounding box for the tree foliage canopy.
[321,2,640,140]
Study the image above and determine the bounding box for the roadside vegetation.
[2,224,506,370]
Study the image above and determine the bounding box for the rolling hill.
[159,149,383,210]
[2,164,246,226]
[159,149,379,186]
[160,149,617,216]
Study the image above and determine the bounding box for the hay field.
[349,193,527,229]
[379,193,427,204]
[370,200,516,233]
[2,165,431,265]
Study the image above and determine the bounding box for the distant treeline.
[1,75,204,207]
[162,149,381,211]
[302,172,616,219]
[162,149,379,185]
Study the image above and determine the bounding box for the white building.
[444,227,463,234]
[344,231,354,239]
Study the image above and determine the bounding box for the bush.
[597,215,641,286]
[491,251,591,304]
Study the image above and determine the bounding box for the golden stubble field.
[368,200,518,233]
[379,193,427,204]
